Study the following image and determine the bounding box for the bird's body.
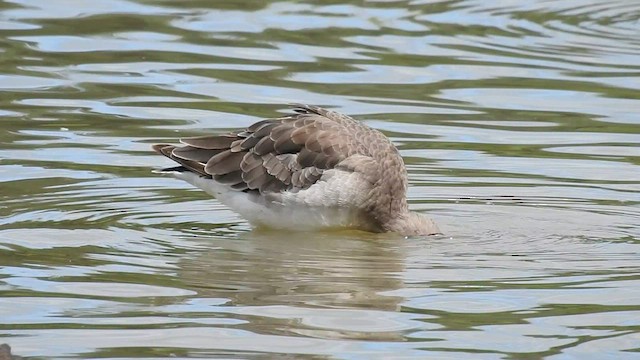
[152,104,440,236]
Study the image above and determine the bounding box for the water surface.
[1,0,639,358]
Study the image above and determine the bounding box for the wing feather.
[152,104,385,194]
[205,150,245,175]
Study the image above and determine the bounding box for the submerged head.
[385,211,440,237]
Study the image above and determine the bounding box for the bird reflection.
[176,230,411,340]
[180,230,406,309]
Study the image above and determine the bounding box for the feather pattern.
[152,104,440,236]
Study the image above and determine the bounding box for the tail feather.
[152,143,174,156]
[152,143,209,176]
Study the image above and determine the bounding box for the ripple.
[12,34,313,62]
[0,74,70,90]
[1,0,639,358]
[4,0,179,19]
[5,277,196,297]
[544,145,640,157]
[437,88,640,124]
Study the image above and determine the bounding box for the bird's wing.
[153,105,375,194]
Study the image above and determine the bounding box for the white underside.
[170,169,375,231]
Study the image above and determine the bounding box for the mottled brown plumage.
[152,104,440,236]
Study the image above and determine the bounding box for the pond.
[0,0,639,358]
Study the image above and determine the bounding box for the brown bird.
[0,344,22,360]
[152,104,440,236]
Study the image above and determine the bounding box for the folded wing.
[152,104,372,194]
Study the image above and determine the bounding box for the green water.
[1,0,639,358]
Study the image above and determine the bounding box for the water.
[1,0,639,358]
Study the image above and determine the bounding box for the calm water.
[1,0,639,358]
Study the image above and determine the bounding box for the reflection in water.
[179,232,410,341]
[0,0,639,358]
[181,232,406,310]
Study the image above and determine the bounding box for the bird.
[152,104,440,236]
[0,344,22,360]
